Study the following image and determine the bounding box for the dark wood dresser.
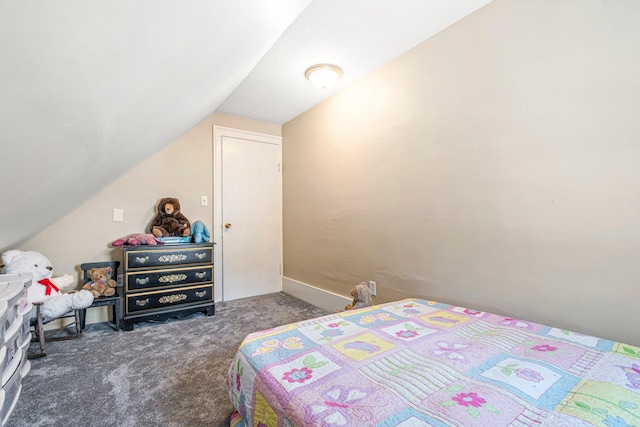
[121,243,215,331]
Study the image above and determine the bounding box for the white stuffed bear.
[1,250,94,322]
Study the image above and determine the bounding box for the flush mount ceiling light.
[305,64,342,89]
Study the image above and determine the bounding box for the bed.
[227,298,640,426]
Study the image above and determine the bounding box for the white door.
[213,127,282,301]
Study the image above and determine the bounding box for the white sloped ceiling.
[0,0,491,251]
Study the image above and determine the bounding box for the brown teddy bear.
[83,267,117,298]
[344,282,373,311]
[150,197,191,237]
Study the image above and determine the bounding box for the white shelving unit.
[0,273,33,426]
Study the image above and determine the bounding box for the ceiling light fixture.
[305,64,342,89]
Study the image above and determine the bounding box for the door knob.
[224,222,232,229]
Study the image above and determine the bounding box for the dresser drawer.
[125,246,213,269]
[126,265,212,292]
[126,284,213,314]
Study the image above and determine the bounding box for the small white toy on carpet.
[1,250,94,322]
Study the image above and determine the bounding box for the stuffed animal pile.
[1,250,94,322]
[150,197,191,237]
[82,267,117,298]
[344,282,373,311]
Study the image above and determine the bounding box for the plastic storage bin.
[0,273,32,426]
[0,349,27,425]
[0,274,31,332]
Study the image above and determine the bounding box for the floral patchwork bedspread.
[227,299,640,426]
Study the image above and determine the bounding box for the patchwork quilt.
[227,299,640,426]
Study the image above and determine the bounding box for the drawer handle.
[195,290,207,298]
[158,254,188,263]
[195,272,207,279]
[195,252,207,259]
[136,298,150,307]
[135,256,149,264]
[159,294,188,304]
[136,277,150,285]
[159,274,187,284]
[7,346,16,362]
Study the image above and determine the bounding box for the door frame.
[212,125,283,302]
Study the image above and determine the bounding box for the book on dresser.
[120,243,215,331]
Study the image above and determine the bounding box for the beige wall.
[20,112,280,325]
[283,0,640,346]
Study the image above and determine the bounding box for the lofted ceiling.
[0,0,492,251]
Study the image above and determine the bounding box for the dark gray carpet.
[6,292,328,427]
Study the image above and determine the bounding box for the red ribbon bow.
[37,278,60,296]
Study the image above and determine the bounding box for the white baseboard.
[282,277,351,313]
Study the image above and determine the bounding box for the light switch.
[112,208,124,222]
[201,196,208,206]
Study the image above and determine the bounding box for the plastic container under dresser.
[0,273,33,426]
